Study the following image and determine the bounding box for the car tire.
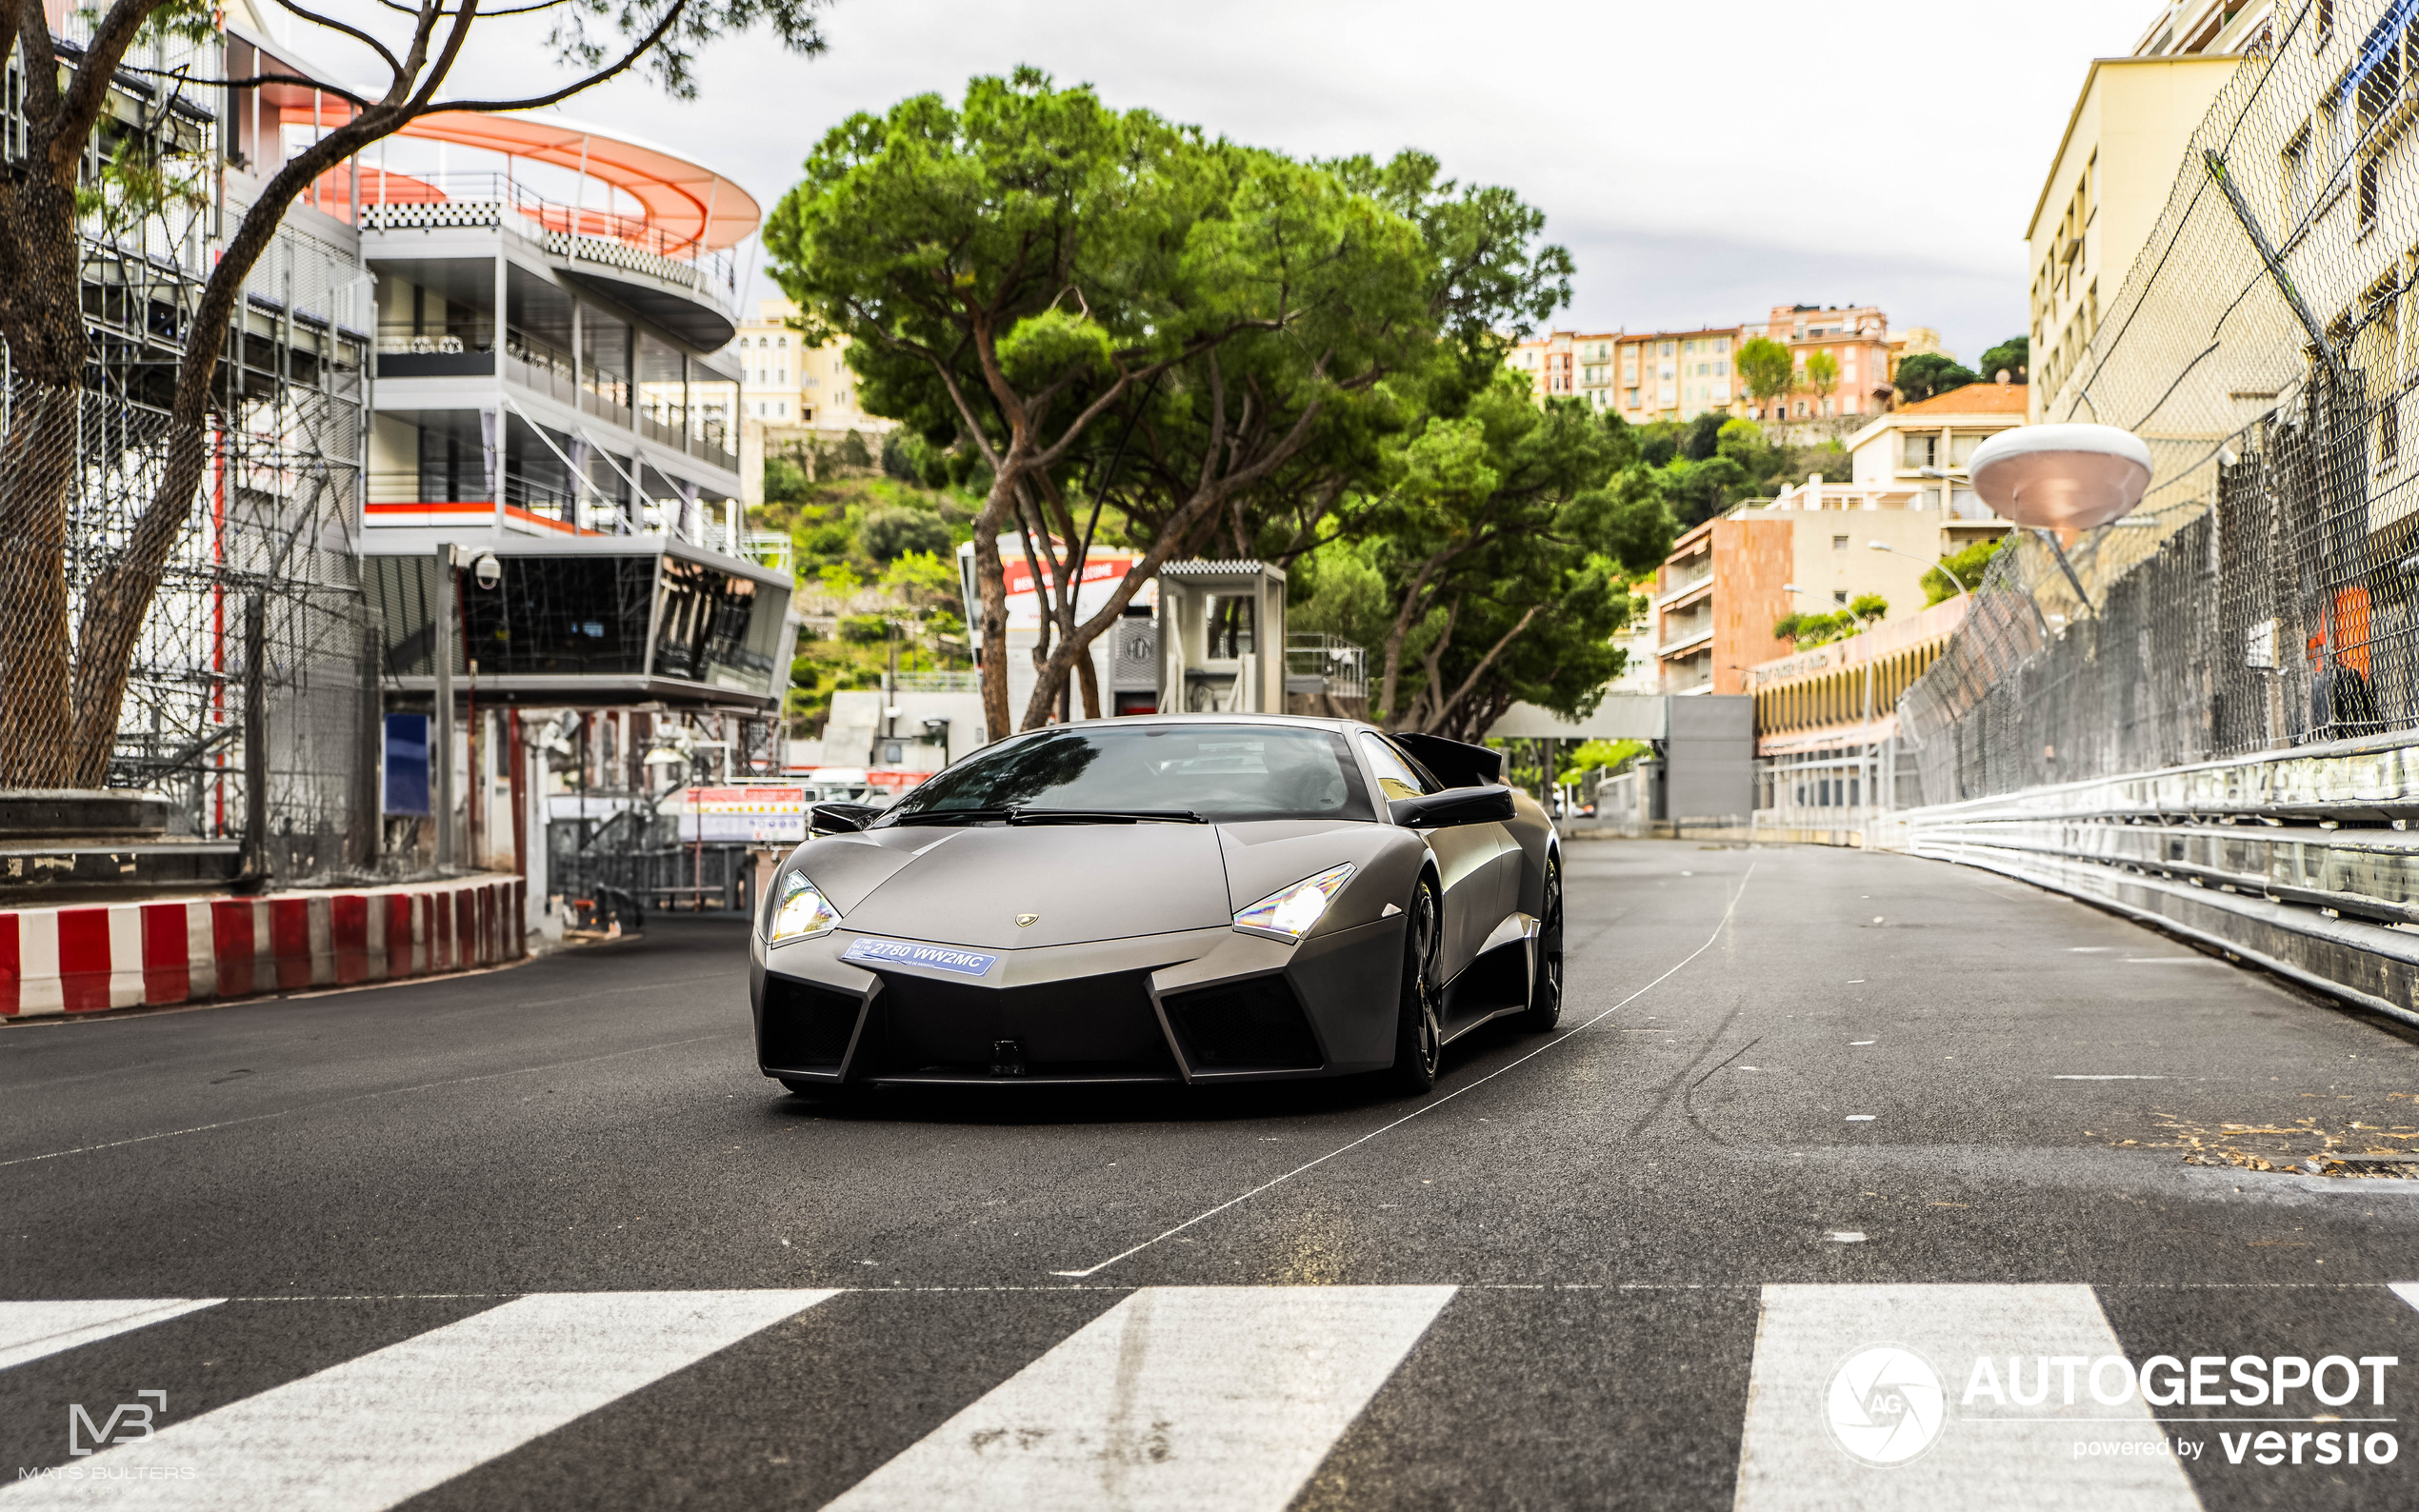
[1522,852,1563,1032]
[1390,878,1443,1094]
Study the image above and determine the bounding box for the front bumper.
[750,916,1404,1086]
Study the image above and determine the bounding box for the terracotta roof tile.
[1896,381,2029,415]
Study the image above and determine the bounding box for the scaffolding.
[3,20,378,883]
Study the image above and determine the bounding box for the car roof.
[1024,713,1381,735]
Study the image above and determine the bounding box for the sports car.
[748,715,1563,1095]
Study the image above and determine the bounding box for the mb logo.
[69,1390,164,1456]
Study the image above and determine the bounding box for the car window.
[1359,732,1439,802]
[879,725,1376,824]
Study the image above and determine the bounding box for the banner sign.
[681,786,807,844]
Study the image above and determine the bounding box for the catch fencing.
[1903,0,2419,799]
[1888,2,2419,1022]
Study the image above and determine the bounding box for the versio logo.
[68,1390,163,1456]
[1829,1346,1947,1466]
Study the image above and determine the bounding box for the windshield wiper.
[889,806,1014,827]
[1005,807,1207,825]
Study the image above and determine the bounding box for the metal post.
[242,593,269,883]
[433,546,456,869]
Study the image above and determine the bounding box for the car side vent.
[760,975,864,1069]
[1162,975,1323,1072]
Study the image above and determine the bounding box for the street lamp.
[1966,423,2152,530]
[1869,540,1970,603]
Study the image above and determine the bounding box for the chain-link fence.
[1902,1,2419,803]
[0,375,380,885]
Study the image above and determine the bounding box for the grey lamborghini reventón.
[749,715,1563,1095]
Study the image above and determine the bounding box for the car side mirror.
[809,801,884,835]
[1393,733,1503,788]
[1389,784,1515,828]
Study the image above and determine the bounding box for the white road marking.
[0,1299,223,1371]
[0,1289,835,1511]
[2052,1075,2166,1081]
[1824,1232,1867,1243]
[1846,1115,1877,1122]
[1048,860,1760,1279]
[1733,1284,2200,1512]
[2392,1282,2419,1314]
[823,1285,1454,1512]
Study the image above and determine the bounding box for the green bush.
[862,507,952,562]
[801,521,852,557]
[839,613,892,645]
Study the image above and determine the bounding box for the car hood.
[827,823,1236,949]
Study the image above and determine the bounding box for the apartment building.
[1652,411,2017,698]
[1740,304,1894,423]
[1844,379,2029,545]
[1511,329,1620,409]
[730,301,890,435]
[2029,32,2243,418]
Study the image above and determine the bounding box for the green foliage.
[818,561,865,597]
[763,455,811,505]
[1775,609,1867,648]
[1923,537,2003,605]
[1289,541,1397,651]
[1736,337,1794,405]
[861,507,952,562]
[1589,466,1680,576]
[1561,738,1646,780]
[1804,350,1840,399]
[1849,592,1888,624]
[788,655,821,690]
[1636,426,1680,468]
[1976,336,2029,383]
[838,613,892,645]
[1894,352,1980,404]
[880,548,961,607]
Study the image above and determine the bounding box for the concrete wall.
[1667,695,1755,823]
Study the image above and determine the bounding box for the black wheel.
[1390,878,1444,1094]
[1523,852,1563,1032]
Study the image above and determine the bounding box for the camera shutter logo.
[1827,1346,1946,1466]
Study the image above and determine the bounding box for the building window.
[1832,535,1849,550]
[2361,156,2382,230]
[2318,0,2334,47]
[1832,590,1849,605]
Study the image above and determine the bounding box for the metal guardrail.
[1892,726,2419,1027]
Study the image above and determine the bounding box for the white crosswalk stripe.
[1734,1283,2201,1512]
[0,1301,223,1373]
[4,1282,2415,1509]
[0,1289,836,1511]
[822,1284,1456,1512]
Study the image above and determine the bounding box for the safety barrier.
[0,875,523,1017]
[1894,727,2419,1028]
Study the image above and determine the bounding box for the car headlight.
[1232,864,1355,942]
[767,869,841,943]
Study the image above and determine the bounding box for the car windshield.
[876,724,1375,825]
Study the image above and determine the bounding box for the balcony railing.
[364,470,744,555]
[354,170,736,315]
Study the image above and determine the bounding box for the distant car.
[749,715,1563,1095]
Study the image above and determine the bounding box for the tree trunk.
[0,381,83,786]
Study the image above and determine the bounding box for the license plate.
[840,938,1001,977]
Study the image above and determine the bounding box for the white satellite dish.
[1968,424,2153,530]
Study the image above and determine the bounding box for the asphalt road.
[5,839,2419,1510]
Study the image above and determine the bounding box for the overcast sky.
[429,0,2161,364]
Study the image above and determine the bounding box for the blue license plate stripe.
[840,938,1000,977]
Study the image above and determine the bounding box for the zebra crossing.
[4,1283,2416,1509]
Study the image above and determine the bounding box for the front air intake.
[759,975,866,1069]
[1161,975,1323,1072]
